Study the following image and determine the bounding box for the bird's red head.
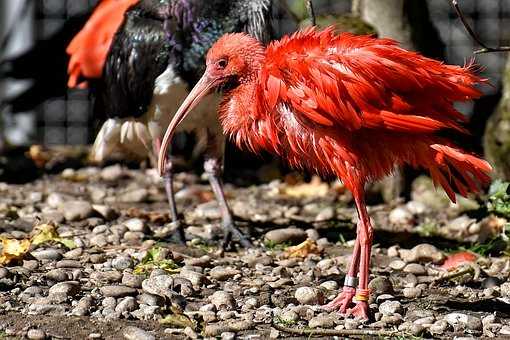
[157,33,265,176]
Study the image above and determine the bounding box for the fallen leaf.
[160,313,196,329]
[280,176,329,198]
[441,251,477,271]
[0,238,31,265]
[283,239,321,258]
[133,246,180,275]
[31,223,76,249]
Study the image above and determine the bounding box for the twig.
[451,0,510,54]
[305,0,316,26]
[272,320,398,337]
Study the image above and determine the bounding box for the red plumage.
[158,27,492,319]
[66,0,139,88]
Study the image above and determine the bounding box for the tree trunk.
[484,57,510,180]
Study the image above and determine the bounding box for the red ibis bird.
[157,27,492,319]
[67,0,275,247]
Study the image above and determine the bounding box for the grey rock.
[368,277,394,295]
[209,291,235,309]
[379,300,403,316]
[27,329,46,340]
[71,295,93,316]
[56,260,82,268]
[444,312,482,331]
[279,310,299,324]
[118,189,148,203]
[122,272,144,288]
[399,244,444,264]
[90,271,123,283]
[89,234,108,247]
[389,206,413,226]
[92,205,117,220]
[138,293,164,306]
[124,218,147,232]
[403,264,427,275]
[315,207,335,221]
[179,268,206,287]
[123,326,155,340]
[131,305,160,320]
[403,287,422,299]
[388,260,406,271]
[101,165,125,181]
[112,256,133,270]
[31,248,62,261]
[49,281,80,297]
[45,269,69,282]
[28,303,66,315]
[295,287,322,305]
[429,319,448,335]
[501,282,510,297]
[115,296,138,314]
[209,266,241,281]
[319,280,338,291]
[59,200,93,221]
[142,275,175,299]
[309,314,335,328]
[264,227,307,244]
[100,285,138,298]
[63,247,83,259]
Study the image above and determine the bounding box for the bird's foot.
[323,286,356,313]
[347,300,370,320]
[221,222,251,250]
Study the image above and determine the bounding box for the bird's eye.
[217,59,228,69]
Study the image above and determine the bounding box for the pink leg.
[346,193,373,320]
[323,230,361,313]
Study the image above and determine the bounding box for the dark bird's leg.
[154,139,186,244]
[204,135,251,249]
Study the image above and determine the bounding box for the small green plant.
[416,219,439,237]
[263,240,291,251]
[487,180,510,217]
[274,315,298,327]
[133,246,180,275]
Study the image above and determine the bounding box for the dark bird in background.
[74,0,275,247]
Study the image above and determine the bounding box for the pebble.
[501,282,510,297]
[45,269,69,282]
[389,206,414,226]
[115,296,138,314]
[27,329,46,340]
[56,260,82,268]
[399,244,444,263]
[403,287,422,298]
[264,227,307,244]
[295,287,322,304]
[179,268,206,287]
[368,277,394,295]
[122,272,144,288]
[49,281,80,297]
[112,256,133,270]
[319,280,338,290]
[379,300,402,316]
[119,188,148,203]
[309,314,335,328]
[388,259,406,270]
[444,312,482,331]
[91,271,123,283]
[279,310,299,324]
[141,275,174,299]
[315,207,335,221]
[122,326,155,340]
[209,291,235,309]
[209,266,241,281]
[101,165,125,181]
[100,285,138,298]
[124,218,147,232]
[31,248,62,261]
[403,263,427,275]
[500,325,510,335]
[72,296,93,316]
[59,200,93,221]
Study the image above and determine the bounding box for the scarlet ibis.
[158,27,492,319]
[69,0,275,247]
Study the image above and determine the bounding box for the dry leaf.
[280,176,329,198]
[283,239,321,258]
[31,223,76,249]
[0,238,31,265]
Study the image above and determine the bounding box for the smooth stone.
[209,291,235,309]
[122,272,144,288]
[389,206,413,226]
[124,218,147,232]
[142,275,175,299]
[45,269,69,282]
[444,312,482,331]
[27,329,46,340]
[368,277,394,295]
[264,227,307,244]
[319,280,338,290]
[388,259,406,271]
[100,285,138,297]
[279,310,299,323]
[72,295,93,316]
[138,293,164,306]
[59,200,93,221]
[209,266,241,281]
[309,314,335,328]
[90,271,123,283]
[118,189,148,203]
[101,165,124,181]
[403,287,422,299]
[399,244,444,263]
[92,205,117,220]
[403,263,427,275]
[429,320,448,335]
[379,300,403,316]
[178,268,206,287]
[115,296,138,314]
[112,256,133,270]
[56,260,82,268]
[123,326,155,340]
[31,249,62,261]
[295,287,322,305]
[49,281,80,297]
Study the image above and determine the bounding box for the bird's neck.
[219,75,279,154]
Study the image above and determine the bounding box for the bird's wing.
[261,27,483,134]
[95,7,171,120]
[66,0,140,88]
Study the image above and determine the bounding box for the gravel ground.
[0,163,509,339]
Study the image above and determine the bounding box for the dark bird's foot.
[221,221,252,250]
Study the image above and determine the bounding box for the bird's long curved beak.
[157,73,216,176]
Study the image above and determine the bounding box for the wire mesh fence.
[4,0,510,145]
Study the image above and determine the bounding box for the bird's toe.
[322,286,356,313]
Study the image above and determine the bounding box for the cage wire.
[10,0,510,145]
